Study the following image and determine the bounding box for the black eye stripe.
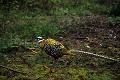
[37,38,42,40]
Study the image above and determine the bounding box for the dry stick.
[18,53,33,68]
[19,54,32,67]
[0,65,27,74]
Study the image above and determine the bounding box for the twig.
[0,65,27,75]
[18,53,33,68]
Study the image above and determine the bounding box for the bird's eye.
[37,38,40,41]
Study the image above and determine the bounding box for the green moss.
[0,76,7,80]
[67,68,89,80]
[88,72,114,80]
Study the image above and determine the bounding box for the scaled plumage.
[37,37,71,59]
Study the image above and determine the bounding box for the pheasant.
[36,37,119,62]
[36,37,71,59]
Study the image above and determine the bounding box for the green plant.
[88,72,113,80]
[107,17,120,27]
[109,3,120,16]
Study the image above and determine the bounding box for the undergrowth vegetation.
[0,0,120,80]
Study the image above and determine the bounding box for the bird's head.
[36,36,44,43]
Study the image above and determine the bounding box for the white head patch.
[37,36,44,43]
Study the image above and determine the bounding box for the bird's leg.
[50,58,58,67]
[47,58,58,73]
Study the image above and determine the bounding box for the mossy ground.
[0,1,120,79]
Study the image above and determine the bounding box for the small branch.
[18,54,33,68]
[0,65,27,75]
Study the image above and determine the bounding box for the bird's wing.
[40,39,64,52]
[45,39,65,49]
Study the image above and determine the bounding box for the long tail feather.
[71,49,120,62]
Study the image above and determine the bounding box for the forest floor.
[0,13,120,80]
